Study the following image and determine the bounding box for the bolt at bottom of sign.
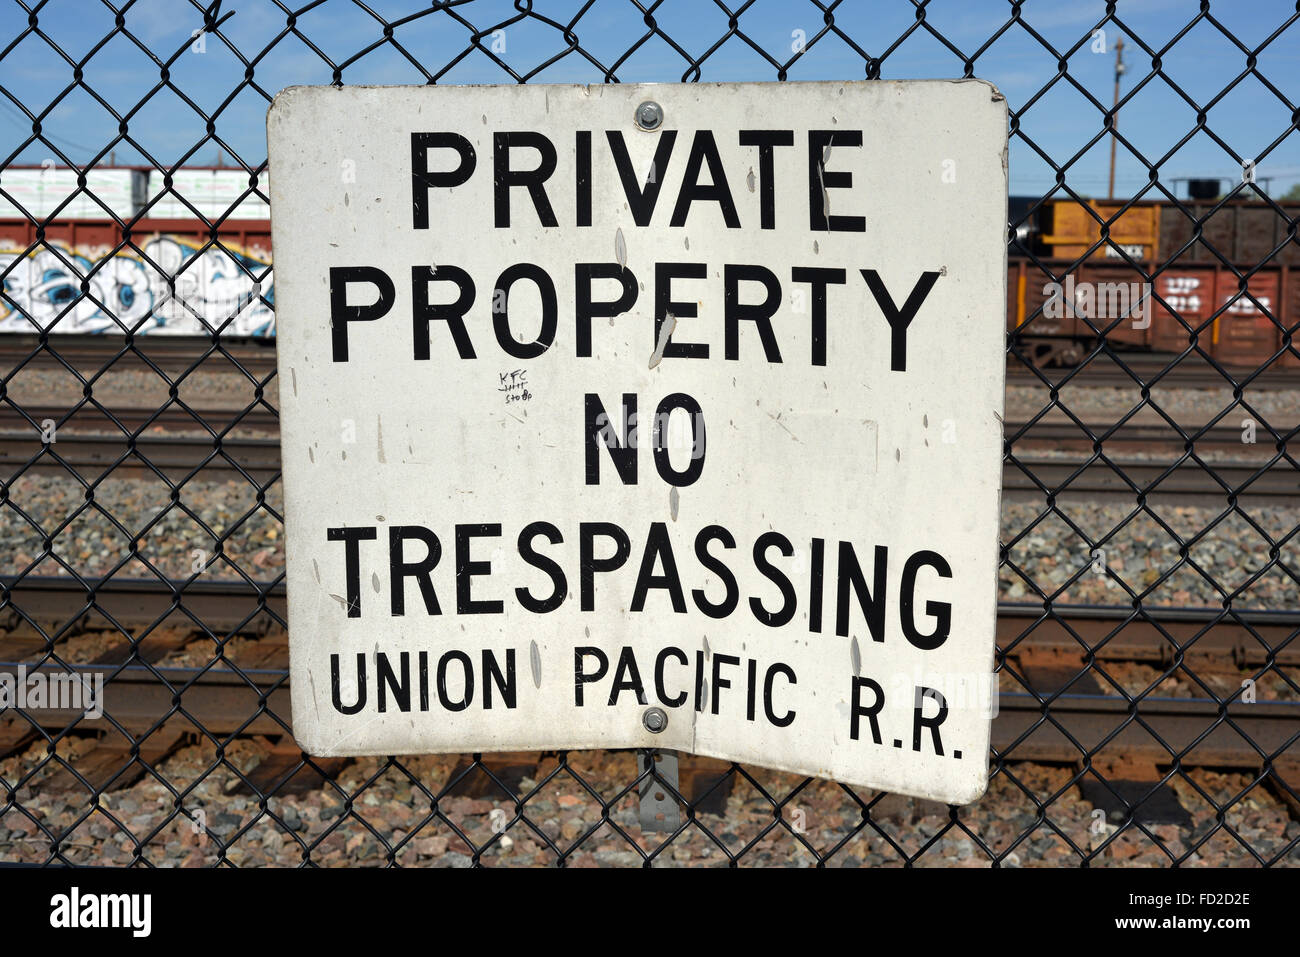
[643,706,668,733]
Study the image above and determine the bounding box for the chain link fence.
[0,0,1297,867]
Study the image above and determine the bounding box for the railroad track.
[1005,457,1300,497]
[2,335,1293,392]
[0,334,278,376]
[0,404,281,480]
[6,576,1293,650]
[0,428,281,480]
[0,579,1296,778]
[2,442,1293,496]
[1008,420,1297,453]
[0,404,278,432]
[2,406,1276,447]
[1008,360,1299,391]
[2,414,1292,495]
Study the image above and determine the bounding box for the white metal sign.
[267,80,1007,804]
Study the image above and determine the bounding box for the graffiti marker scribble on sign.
[498,369,531,404]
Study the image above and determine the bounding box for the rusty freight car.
[1010,198,1298,367]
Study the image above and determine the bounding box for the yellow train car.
[1039,199,1162,263]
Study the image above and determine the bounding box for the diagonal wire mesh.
[0,0,1295,867]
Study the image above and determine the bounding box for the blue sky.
[0,0,1296,199]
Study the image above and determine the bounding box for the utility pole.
[1108,36,1125,200]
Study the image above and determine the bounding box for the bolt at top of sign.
[635,101,663,130]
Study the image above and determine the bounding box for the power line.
[0,99,103,158]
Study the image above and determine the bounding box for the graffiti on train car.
[0,237,273,336]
